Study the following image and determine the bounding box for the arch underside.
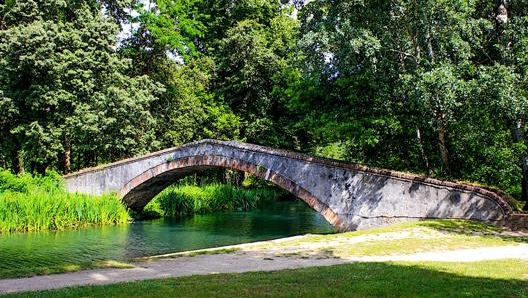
[120,155,345,230]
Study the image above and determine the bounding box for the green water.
[0,200,335,273]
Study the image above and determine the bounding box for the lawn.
[3,259,527,298]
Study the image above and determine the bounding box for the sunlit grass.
[250,220,528,258]
[138,247,241,260]
[414,259,528,280]
[0,260,134,279]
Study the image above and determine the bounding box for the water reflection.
[0,201,335,274]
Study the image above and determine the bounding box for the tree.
[121,0,300,148]
[213,17,298,146]
[0,0,161,173]
[292,0,528,207]
[120,0,241,148]
[486,1,528,208]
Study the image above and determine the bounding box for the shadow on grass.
[417,219,528,244]
[0,260,133,280]
[3,261,527,298]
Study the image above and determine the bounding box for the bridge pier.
[65,139,516,231]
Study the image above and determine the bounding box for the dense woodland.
[0,0,527,209]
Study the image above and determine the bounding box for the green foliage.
[134,0,205,61]
[2,0,528,209]
[292,0,528,205]
[147,57,240,146]
[121,0,300,148]
[0,169,130,233]
[313,142,350,160]
[0,168,62,194]
[213,18,296,145]
[143,184,288,217]
[0,0,161,173]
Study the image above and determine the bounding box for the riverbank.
[1,220,527,295]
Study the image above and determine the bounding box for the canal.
[0,200,335,274]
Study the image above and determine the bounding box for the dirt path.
[1,237,527,295]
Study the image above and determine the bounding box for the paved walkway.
[1,243,527,294]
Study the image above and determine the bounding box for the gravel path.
[1,241,527,295]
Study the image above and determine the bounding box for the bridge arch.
[65,139,521,231]
[120,155,344,230]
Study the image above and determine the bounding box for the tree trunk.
[520,156,528,211]
[438,128,450,175]
[426,31,434,62]
[416,128,431,175]
[495,0,508,25]
[31,161,47,175]
[62,138,71,174]
[234,170,245,187]
[513,119,528,210]
[11,149,23,174]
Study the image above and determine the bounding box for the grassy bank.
[3,259,527,298]
[142,183,289,218]
[0,169,130,233]
[145,219,528,261]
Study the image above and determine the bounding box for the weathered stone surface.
[504,214,528,231]
[65,139,517,231]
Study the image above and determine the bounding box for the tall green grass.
[0,169,130,233]
[144,184,290,217]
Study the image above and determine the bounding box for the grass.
[249,220,528,258]
[0,260,133,280]
[142,183,289,217]
[2,259,527,298]
[0,169,130,233]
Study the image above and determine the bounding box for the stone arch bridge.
[65,139,517,231]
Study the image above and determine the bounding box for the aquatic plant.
[143,183,290,217]
[0,169,130,233]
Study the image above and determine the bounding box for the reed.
[0,169,130,234]
[143,183,289,217]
